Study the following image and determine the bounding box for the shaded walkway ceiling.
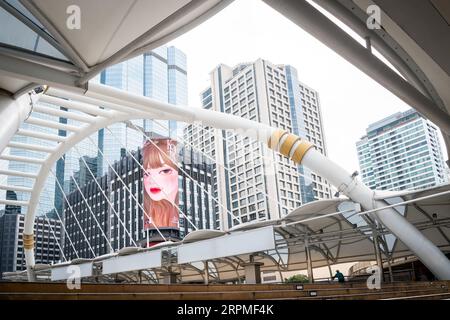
[0,0,233,93]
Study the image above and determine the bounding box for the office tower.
[0,213,61,278]
[60,45,187,197]
[356,109,448,191]
[285,66,331,202]
[3,108,61,217]
[63,143,214,259]
[96,46,187,175]
[185,59,331,230]
[144,46,188,137]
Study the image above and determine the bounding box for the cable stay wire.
[50,168,96,257]
[102,126,198,232]
[73,145,138,247]
[85,134,170,240]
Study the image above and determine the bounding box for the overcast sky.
[168,0,447,173]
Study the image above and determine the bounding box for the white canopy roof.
[0,0,233,94]
[12,184,447,284]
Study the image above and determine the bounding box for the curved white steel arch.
[14,85,276,281]
[1,82,450,280]
[23,109,167,279]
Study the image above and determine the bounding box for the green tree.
[284,274,309,283]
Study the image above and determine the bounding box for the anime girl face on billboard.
[142,138,179,230]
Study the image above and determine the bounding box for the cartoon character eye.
[160,168,172,175]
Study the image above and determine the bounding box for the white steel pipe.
[0,154,45,164]
[7,142,55,153]
[24,249,36,281]
[0,93,33,154]
[32,104,97,123]
[301,149,450,279]
[84,83,276,142]
[40,94,112,118]
[25,117,81,132]
[0,184,33,192]
[46,87,190,122]
[0,199,29,206]
[16,129,67,143]
[0,169,38,179]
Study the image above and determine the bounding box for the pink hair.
[142,139,179,229]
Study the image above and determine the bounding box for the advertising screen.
[142,138,179,230]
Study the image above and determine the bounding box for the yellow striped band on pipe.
[291,141,314,163]
[280,134,301,157]
[267,129,287,149]
[267,130,314,164]
[23,233,34,250]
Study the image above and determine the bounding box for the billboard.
[142,138,179,230]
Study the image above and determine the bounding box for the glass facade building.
[96,46,187,177]
[285,66,331,202]
[144,46,188,137]
[356,109,448,190]
[63,144,214,259]
[0,213,61,277]
[61,45,187,205]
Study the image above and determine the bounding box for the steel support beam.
[0,1,77,70]
[18,0,89,72]
[262,0,450,135]
[0,45,80,74]
[312,0,441,104]
[0,52,81,90]
[372,228,385,282]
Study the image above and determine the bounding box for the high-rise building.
[356,109,448,191]
[95,45,187,176]
[285,66,331,203]
[144,46,188,137]
[63,143,215,259]
[60,45,187,201]
[3,109,62,217]
[0,213,61,278]
[184,59,330,230]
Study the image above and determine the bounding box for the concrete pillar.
[160,268,179,284]
[243,256,263,284]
